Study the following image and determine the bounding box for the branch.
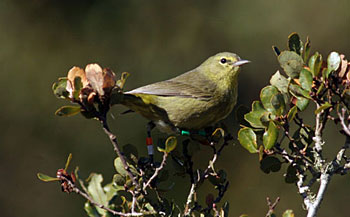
[61,176,151,216]
[143,152,168,192]
[313,104,325,153]
[338,108,350,136]
[306,173,331,217]
[184,135,232,216]
[101,118,140,189]
[265,197,280,217]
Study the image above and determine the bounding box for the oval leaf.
[238,127,258,153]
[87,174,107,215]
[326,51,341,78]
[244,101,269,128]
[52,78,70,99]
[315,102,332,114]
[114,157,128,177]
[271,93,286,116]
[263,121,279,150]
[295,96,309,111]
[270,70,289,93]
[64,153,73,171]
[288,32,303,55]
[55,106,81,117]
[278,51,304,78]
[303,36,311,62]
[299,69,313,92]
[308,52,322,77]
[37,173,59,182]
[289,82,311,99]
[287,106,298,122]
[260,85,285,115]
[113,174,126,186]
[84,202,100,217]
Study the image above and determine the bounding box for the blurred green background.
[1,0,350,216]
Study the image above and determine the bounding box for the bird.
[120,52,249,135]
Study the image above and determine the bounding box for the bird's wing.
[125,71,216,100]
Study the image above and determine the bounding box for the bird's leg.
[146,121,156,163]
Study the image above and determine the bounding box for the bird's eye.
[220,58,227,64]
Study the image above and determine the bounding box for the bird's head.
[200,52,250,82]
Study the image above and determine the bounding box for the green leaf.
[244,101,269,128]
[288,32,303,55]
[260,156,281,174]
[271,92,286,116]
[299,69,313,92]
[260,86,278,112]
[114,157,128,177]
[282,210,295,217]
[263,121,279,150]
[308,52,322,77]
[278,51,304,78]
[55,106,81,117]
[73,76,83,100]
[315,102,332,114]
[270,70,289,93]
[113,174,126,186]
[64,153,73,171]
[303,36,311,63]
[238,127,258,153]
[289,82,311,99]
[260,86,285,115]
[296,96,309,111]
[103,182,118,202]
[287,106,298,122]
[84,202,101,217]
[87,174,107,216]
[326,51,341,78]
[316,83,325,95]
[37,173,59,182]
[52,78,70,99]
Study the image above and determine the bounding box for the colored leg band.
[146,137,154,156]
[146,137,153,146]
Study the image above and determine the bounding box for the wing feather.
[125,70,216,100]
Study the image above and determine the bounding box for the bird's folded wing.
[125,80,213,100]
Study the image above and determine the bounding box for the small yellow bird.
[120,52,249,134]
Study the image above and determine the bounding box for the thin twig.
[265,197,280,217]
[61,176,150,216]
[101,119,139,189]
[338,108,350,136]
[184,183,196,215]
[184,135,232,216]
[143,152,168,192]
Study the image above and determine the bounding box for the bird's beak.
[232,59,250,67]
